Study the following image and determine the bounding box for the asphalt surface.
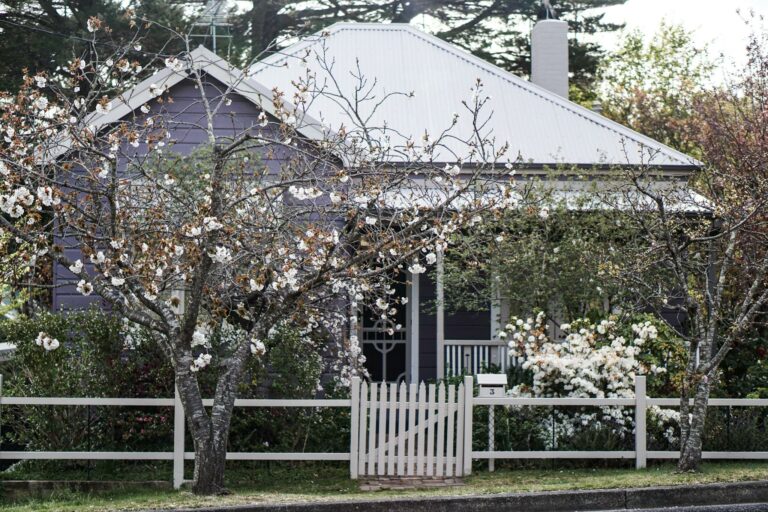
[614,505,768,512]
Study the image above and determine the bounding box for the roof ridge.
[388,25,694,166]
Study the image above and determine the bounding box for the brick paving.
[359,476,465,491]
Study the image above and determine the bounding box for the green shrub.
[0,313,350,459]
[0,311,174,453]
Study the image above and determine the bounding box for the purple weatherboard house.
[51,21,703,383]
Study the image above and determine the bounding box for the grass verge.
[2,461,768,511]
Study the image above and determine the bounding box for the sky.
[588,0,768,78]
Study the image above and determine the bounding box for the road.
[602,505,768,512]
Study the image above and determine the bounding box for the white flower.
[203,216,223,231]
[34,76,47,88]
[250,339,266,356]
[111,277,125,286]
[36,186,59,206]
[258,111,269,127]
[185,226,202,238]
[425,252,437,265]
[408,263,426,274]
[249,279,264,292]
[86,17,99,32]
[210,246,232,264]
[0,161,8,176]
[33,96,48,110]
[140,104,150,114]
[191,330,208,347]
[329,192,342,204]
[288,185,322,200]
[164,57,185,73]
[35,332,60,351]
[443,164,461,177]
[190,353,212,372]
[68,259,83,274]
[90,251,106,264]
[364,216,377,225]
[76,279,93,296]
[539,207,550,220]
[95,101,112,114]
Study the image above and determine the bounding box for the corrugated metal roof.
[249,23,700,169]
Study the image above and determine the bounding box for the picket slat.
[436,382,446,477]
[397,382,407,476]
[377,383,388,476]
[416,382,427,476]
[426,383,436,477]
[407,383,417,476]
[350,378,360,478]
[387,383,397,475]
[456,382,465,478]
[446,384,456,477]
[368,383,378,474]
[358,381,369,476]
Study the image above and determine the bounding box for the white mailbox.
[476,373,508,397]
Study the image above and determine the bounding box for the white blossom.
[76,279,93,296]
[164,57,185,73]
[408,263,426,274]
[190,353,212,372]
[35,332,60,351]
[210,246,232,264]
[68,259,83,274]
[203,216,223,231]
[250,339,266,356]
[192,330,208,347]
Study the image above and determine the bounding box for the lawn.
[2,461,768,511]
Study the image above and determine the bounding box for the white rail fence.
[2,375,768,488]
[0,385,351,489]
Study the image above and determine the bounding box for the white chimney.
[531,19,569,99]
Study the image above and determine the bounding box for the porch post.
[490,273,501,369]
[409,271,420,384]
[436,250,445,380]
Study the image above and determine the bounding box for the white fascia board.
[43,46,331,163]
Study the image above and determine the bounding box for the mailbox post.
[477,374,508,472]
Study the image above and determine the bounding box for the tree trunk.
[174,342,251,495]
[191,432,229,494]
[678,377,711,472]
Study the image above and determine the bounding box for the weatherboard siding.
[52,75,290,311]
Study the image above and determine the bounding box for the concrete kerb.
[140,480,768,512]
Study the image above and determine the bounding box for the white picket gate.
[349,376,473,479]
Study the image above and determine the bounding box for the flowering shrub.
[504,312,676,447]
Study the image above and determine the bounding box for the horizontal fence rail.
[0,390,351,489]
[3,375,768,488]
[473,376,768,470]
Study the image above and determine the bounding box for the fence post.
[349,376,361,479]
[635,375,647,470]
[462,375,473,476]
[173,385,185,489]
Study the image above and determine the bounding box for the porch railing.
[444,339,512,376]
